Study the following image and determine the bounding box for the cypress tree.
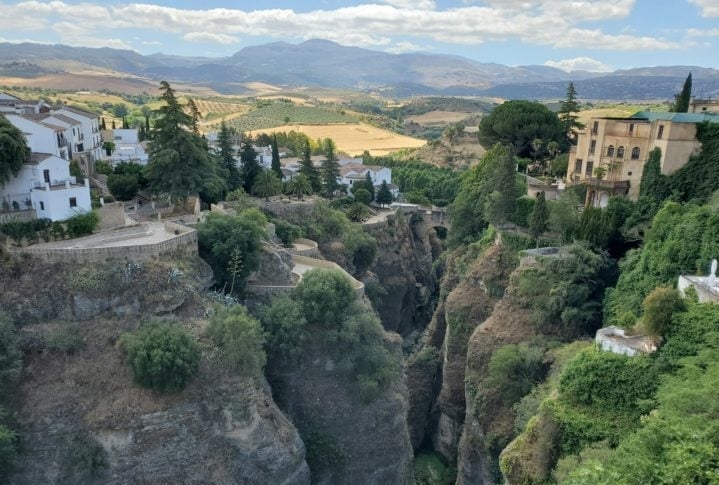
[299,139,321,193]
[376,181,393,207]
[271,134,283,179]
[529,191,550,246]
[239,139,260,194]
[672,73,692,112]
[320,138,340,198]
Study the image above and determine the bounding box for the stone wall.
[0,209,36,224]
[12,222,197,264]
[96,202,126,230]
[289,238,320,258]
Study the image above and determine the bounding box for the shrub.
[94,160,113,175]
[61,432,107,480]
[292,269,356,326]
[413,452,456,485]
[257,296,307,362]
[121,323,200,392]
[641,287,685,337]
[485,342,548,406]
[353,188,372,206]
[0,423,17,478]
[274,219,301,246]
[206,305,266,376]
[46,323,85,354]
[0,315,22,396]
[65,211,99,238]
[342,226,377,275]
[303,430,346,474]
[107,173,139,201]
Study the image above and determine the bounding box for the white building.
[595,326,657,357]
[1,152,91,221]
[677,259,719,304]
[339,163,392,188]
[109,129,149,165]
[54,106,103,167]
[5,114,70,160]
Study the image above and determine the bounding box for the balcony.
[31,176,86,190]
[585,178,630,195]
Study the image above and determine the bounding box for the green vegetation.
[0,115,28,186]
[413,452,456,485]
[65,211,100,238]
[371,156,461,204]
[197,209,267,293]
[61,432,108,481]
[671,72,692,113]
[121,322,200,392]
[558,82,584,143]
[206,305,266,376]
[223,101,358,132]
[478,100,564,158]
[640,287,685,337]
[485,342,548,406]
[257,296,307,362]
[46,323,85,354]
[303,430,347,475]
[0,314,21,479]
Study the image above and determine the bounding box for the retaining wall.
[289,238,320,258]
[12,222,197,263]
[0,210,37,224]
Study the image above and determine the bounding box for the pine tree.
[100,117,106,130]
[271,134,283,179]
[122,117,129,129]
[320,138,340,198]
[145,81,218,203]
[376,180,393,206]
[145,115,150,137]
[558,81,584,143]
[299,139,321,193]
[111,119,116,130]
[671,73,692,112]
[187,99,201,134]
[529,191,550,246]
[239,139,260,194]
[217,122,242,192]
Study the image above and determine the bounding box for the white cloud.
[183,32,239,45]
[687,27,719,37]
[385,41,427,53]
[544,56,614,72]
[0,1,679,55]
[689,0,719,17]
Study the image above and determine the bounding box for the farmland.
[250,122,426,157]
[206,102,360,132]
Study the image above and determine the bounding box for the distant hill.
[1,39,717,100]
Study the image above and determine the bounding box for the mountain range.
[2,39,719,100]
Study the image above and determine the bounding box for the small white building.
[1,153,91,221]
[595,326,658,357]
[54,106,103,164]
[339,163,392,188]
[5,114,70,160]
[110,129,149,165]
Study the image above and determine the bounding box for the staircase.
[90,175,110,197]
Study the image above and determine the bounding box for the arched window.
[607,145,614,157]
[631,147,640,160]
[617,146,625,159]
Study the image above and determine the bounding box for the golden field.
[250,123,426,156]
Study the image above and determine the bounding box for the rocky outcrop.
[11,319,309,485]
[269,334,413,485]
[365,212,440,338]
[0,254,212,323]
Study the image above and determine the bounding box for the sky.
[0,0,718,72]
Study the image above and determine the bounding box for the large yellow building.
[567,111,719,207]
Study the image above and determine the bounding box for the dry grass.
[406,111,475,125]
[250,122,426,156]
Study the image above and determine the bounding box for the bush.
[107,173,139,201]
[274,219,301,246]
[65,211,99,238]
[257,296,307,362]
[485,342,548,406]
[61,432,107,480]
[0,315,22,397]
[121,323,200,392]
[206,305,266,376]
[293,269,356,326]
[641,287,685,337]
[513,196,536,228]
[0,423,17,478]
[342,226,377,275]
[303,430,346,475]
[94,160,113,175]
[353,187,372,206]
[47,323,85,354]
[413,452,456,485]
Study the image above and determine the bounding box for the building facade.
[567,111,719,206]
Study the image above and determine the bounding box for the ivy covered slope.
[499,202,719,485]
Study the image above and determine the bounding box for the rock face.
[366,212,440,337]
[11,319,310,485]
[269,335,413,485]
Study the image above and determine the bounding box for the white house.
[54,106,103,165]
[339,163,392,188]
[1,152,91,221]
[5,114,70,160]
[109,128,149,165]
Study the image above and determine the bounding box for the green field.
[218,102,360,132]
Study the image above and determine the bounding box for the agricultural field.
[214,102,360,132]
[250,122,426,156]
[191,99,251,122]
[405,110,478,126]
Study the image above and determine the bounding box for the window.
[39,201,44,211]
[69,197,77,208]
[607,145,615,157]
[585,161,594,176]
[617,146,625,159]
[628,172,633,176]
[658,125,665,139]
[43,169,50,183]
[631,147,640,160]
[589,140,596,154]
[574,158,583,174]
[592,121,599,134]
[628,123,634,135]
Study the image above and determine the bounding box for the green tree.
[641,287,685,337]
[197,209,267,292]
[252,169,282,201]
[121,322,200,392]
[187,98,201,134]
[216,122,241,192]
[639,147,668,200]
[320,138,340,197]
[549,191,580,245]
[206,305,266,376]
[558,81,585,142]
[0,115,27,186]
[529,191,550,245]
[376,180,393,206]
[239,140,260,194]
[486,343,547,405]
[258,296,308,362]
[293,269,355,326]
[145,81,217,204]
[484,144,519,227]
[299,139,321,193]
[671,72,692,112]
[353,187,372,206]
[343,226,377,275]
[107,173,139,201]
[478,100,564,158]
[112,103,128,118]
[271,134,283,179]
[351,171,375,201]
[288,173,312,200]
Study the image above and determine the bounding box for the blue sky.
[0,0,718,71]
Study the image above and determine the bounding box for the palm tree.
[252,170,282,201]
[288,174,312,200]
